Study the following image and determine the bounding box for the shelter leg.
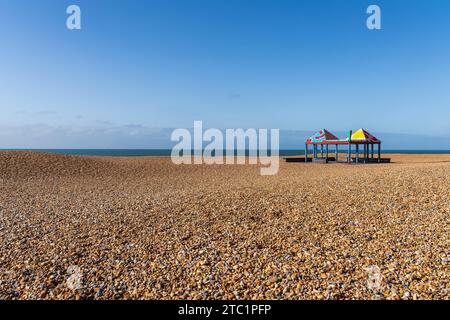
[348,144,351,163]
[378,143,381,163]
[364,144,367,163]
[356,144,359,164]
[305,144,308,163]
[362,144,365,163]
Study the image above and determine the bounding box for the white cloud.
[0,124,173,149]
[0,124,449,149]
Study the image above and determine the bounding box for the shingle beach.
[0,151,448,299]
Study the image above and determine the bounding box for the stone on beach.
[0,151,449,300]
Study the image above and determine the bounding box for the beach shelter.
[346,128,382,163]
[348,128,381,144]
[305,129,344,162]
[305,129,340,144]
[303,128,383,164]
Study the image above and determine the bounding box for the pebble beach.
[0,151,448,300]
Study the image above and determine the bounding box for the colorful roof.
[306,129,340,144]
[348,128,381,143]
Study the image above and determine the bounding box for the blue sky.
[1,0,450,148]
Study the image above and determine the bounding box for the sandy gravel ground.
[0,151,448,300]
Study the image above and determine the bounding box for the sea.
[2,149,450,156]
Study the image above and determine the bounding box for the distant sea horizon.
[2,149,450,156]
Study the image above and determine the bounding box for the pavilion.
[304,128,382,163]
[346,128,382,163]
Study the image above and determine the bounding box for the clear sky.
[1,0,450,148]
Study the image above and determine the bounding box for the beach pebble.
[0,151,449,300]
